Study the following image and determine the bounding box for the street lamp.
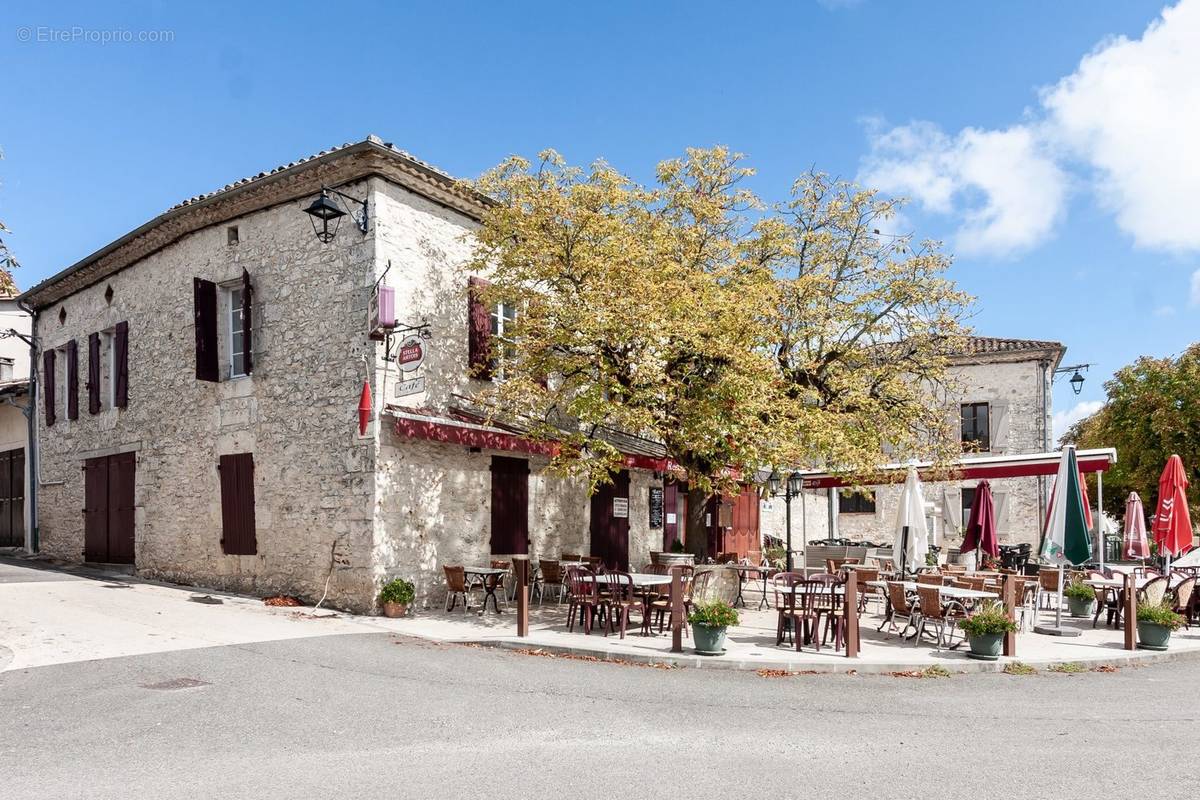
[302,185,369,243]
[1053,363,1090,396]
[768,470,804,571]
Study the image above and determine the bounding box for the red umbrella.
[1153,455,1193,557]
[357,380,373,436]
[962,480,1000,560]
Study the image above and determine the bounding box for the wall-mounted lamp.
[303,186,368,243]
[1053,363,1091,396]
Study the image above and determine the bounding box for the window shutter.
[467,276,492,381]
[66,340,79,420]
[241,269,253,375]
[990,401,1010,453]
[219,453,256,555]
[993,490,1009,535]
[114,321,129,408]
[193,278,219,382]
[42,349,56,427]
[88,333,101,415]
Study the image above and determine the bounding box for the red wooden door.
[706,486,761,561]
[490,456,529,555]
[82,452,135,564]
[590,470,630,570]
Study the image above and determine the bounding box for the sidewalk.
[374,594,1200,673]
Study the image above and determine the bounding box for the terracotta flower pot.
[382,601,408,618]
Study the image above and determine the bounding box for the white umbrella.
[894,467,929,576]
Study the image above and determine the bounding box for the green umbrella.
[1036,446,1092,636]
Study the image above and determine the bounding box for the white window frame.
[489,301,516,380]
[229,286,247,379]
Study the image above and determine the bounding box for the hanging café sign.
[395,335,425,398]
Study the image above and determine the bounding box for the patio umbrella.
[1123,492,1150,559]
[894,467,929,576]
[1037,445,1092,636]
[1153,454,1193,572]
[961,480,999,568]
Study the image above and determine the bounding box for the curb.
[439,635,1200,675]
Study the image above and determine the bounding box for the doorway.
[83,452,136,564]
[590,470,630,570]
[0,447,24,547]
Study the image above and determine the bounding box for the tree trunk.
[685,486,711,562]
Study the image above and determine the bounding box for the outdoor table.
[463,567,508,613]
[866,580,997,601]
[726,564,775,610]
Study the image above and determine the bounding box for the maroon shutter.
[467,276,492,381]
[42,350,55,427]
[241,269,253,375]
[219,453,256,555]
[114,321,129,408]
[489,456,529,555]
[87,333,101,415]
[65,340,79,420]
[194,278,219,382]
[663,481,678,550]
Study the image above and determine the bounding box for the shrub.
[764,545,786,568]
[688,600,740,628]
[1063,580,1096,601]
[960,602,1018,637]
[669,538,686,553]
[379,578,415,606]
[1137,601,1185,630]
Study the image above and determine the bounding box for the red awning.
[797,448,1117,489]
[388,408,673,473]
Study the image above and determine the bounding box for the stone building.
[21,137,714,611]
[0,287,31,550]
[759,337,1066,555]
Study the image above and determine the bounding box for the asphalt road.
[3,627,1198,800]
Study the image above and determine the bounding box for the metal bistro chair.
[1139,575,1171,609]
[443,565,472,612]
[917,573,945,587]
[915,586,967,651]
[881,581,921,641]
[1170,576,1197,629]
[537,559,566,604]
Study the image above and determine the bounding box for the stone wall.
[34,183,380,610]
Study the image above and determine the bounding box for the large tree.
[1066,344,1200,522]
[769,172,971,477]
[465,149,970,559]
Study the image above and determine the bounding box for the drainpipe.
[17,299,37,553]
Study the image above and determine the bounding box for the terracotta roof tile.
[953,336,1064,355]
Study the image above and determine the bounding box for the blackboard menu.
[648,487,664,529]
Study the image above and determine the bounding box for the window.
[960,402,990,452]
[961,487,976,531]
[230,287,247,378]
[839,489,877,514]
[226,225,239,245]
[489,301,516,379]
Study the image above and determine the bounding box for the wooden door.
[706,486,761,561]
[590,470,630,570]
[489,456,529,555]
[0,448,19,547]
[82,453,135,564]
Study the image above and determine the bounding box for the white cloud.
[1042,0,1200,251]
[1054,400,1104,442]
[1153,304,1176,317]
[859,0,1200,257]
[1191,269,1200,306]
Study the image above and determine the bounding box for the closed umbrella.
[894,467,929,577]
[1037,445,1092,637]
[961,480,999,569]
[1123,492,1150,559]
[1153,455,1193,572]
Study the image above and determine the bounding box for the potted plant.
[959,602,1018,661]
[1063,579,1096,617]
[1136,601,1185,651]
[379,578,415,618]
[688,600,739,656]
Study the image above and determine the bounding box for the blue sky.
[3,1,1196,436]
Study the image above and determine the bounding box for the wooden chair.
[537,559,565,604]
[915,586,967,651]
[443,565,471,612]
[881,581,921,641]
[850,566,880,612]
[649,565,695,635]
[1038,568,1062,610]
[917,573,944,586]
